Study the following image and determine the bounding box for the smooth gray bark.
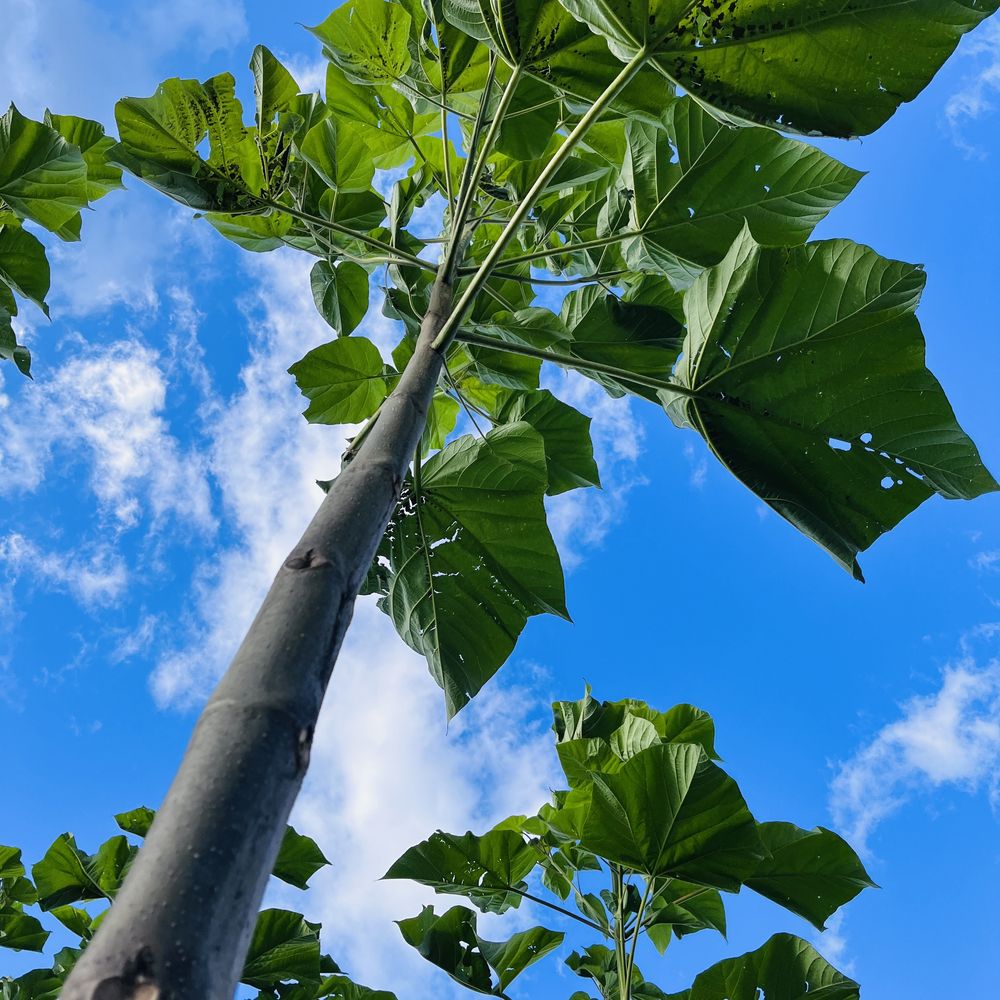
[60,278,454,1000]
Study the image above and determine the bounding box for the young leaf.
[251,45,300,130]
[241,909,322,990]
[310,260,370,336]
[744,823,876,931]
[113,806,156,838]
[663,227,999,580]
[378,422,567,717]
[580,743,763,889]
[289,337,391,425]
[272,826,331,891]
[559,0,1000,137]
[384,829,540,914]
[664,932,860,1000]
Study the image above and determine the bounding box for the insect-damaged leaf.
[662,227,998,580]
[559,0,1000,137]
[376,422,567,717]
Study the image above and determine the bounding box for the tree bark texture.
[60,278,454,1000]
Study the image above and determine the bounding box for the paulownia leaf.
[241,908,322,990]
[378,422,567,717]
[32,834,134,910]
[310,260,369,336]
[42,112,124,203]
[0,225,50,314]
[397,905,562,997]
[384,829,540,914]
[493,389,600,495]
[289,337,390,425]
[317,975,399,1000]
[0,105,89,234]
[662,227,999,580]
[272,826,331,891]
[623,98,862,283]
[0,910,49,952]
[744,823,876,931]
[664,933,859,1000]
[643,878,727,954]
[48,906,93,941]
[252,45,300,131]
[580,743,763,889]
[309,0,413,86]
[559,0,1000,137]
[111,74,262,211]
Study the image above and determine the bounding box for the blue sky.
[3,2,1000,997]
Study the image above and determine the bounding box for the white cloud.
[945,20,1000,154]
[971,549,1000,572]
[0,338,214,531]
[829,655,1000,854]
[0,533,127,607]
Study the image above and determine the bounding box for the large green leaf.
[272,826,331,891]
[289,337,390,425]
[310,260,370,336]
[378,422,567,717]
[309,0,413,86]
[397,905,562,997]
[559,0,1000,137]
[0,106,88,234]
[241,909,322,990]
[580,743,763,889]
[0,910,49,953]
[0,226,50,314]
[623,98,862,283]
[493,389,600,495]
[32,834,134,910]
[111,74,262,211]
[251,45,300,130]
[663,227,998,580]
[744,823,876,931]
[643,879,726,953]
[384,829,540,914]
[43,113,124,203]
[665,933,859,1000]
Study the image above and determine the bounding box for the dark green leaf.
[663,227,999,580]
[580,743,763,888]
[744,823,876,931]
[48,906,93,941]
[113,806,156,838]
[272,826,331,890]
[664,933,859,1000]
[310,260,370,336]
[384,829,539,914]
[32,834,133,910]
[252,45,300,130]
[378,423,567,717]
[0,911,49,952]
[241,909,322,990]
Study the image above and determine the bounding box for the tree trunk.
[60,278,454,1000]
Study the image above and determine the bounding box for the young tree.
[1,2,997,998]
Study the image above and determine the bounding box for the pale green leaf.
[289,337,390,425]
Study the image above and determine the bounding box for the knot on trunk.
[91,947,160,1000]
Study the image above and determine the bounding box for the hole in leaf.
[828,437,851,452]
[860,432,873,444]
[880,476,894,489]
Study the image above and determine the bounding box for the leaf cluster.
[386,690,876,1000]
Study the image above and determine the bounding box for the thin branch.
[455,330,699,399]
[511,887,606,935]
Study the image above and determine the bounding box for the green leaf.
[32,834,134,910]
[289,337,390,425]
[378,423,567,717]
[48,906,93,941]
[299,117,377,194]
[310,0,413,86]
[384,829,540,914]
[43,112,124,202]
[397,905,561,997]
[663,227,999,581]
[113,806,155,837]
[252,45,300,130]
[664,933,859,1000]
[744,823,876,931]
[241,908,322,990]
[0,105,89,234]
[559,0,1000,137]
[317,976,399,1000]
[422,392,460,453]
[272,826,331,890]
[580,743,763,889]
[623,99,862,283]
[0,848,25,881]
[643,879,726,954]
[205,208,293,252]
[111,74,261,211]
[310,260,370,336]
[0,910,49,952]
[494,389,599,495]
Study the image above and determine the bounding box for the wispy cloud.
[829,646,1000,854]
[945,21,1000,154]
